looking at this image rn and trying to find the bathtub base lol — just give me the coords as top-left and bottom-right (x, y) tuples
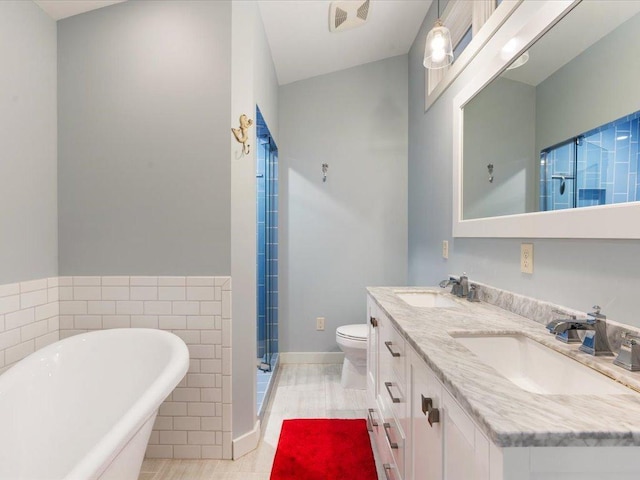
(98, 412), (157, 480)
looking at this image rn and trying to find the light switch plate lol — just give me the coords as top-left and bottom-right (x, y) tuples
(521, 243), (534, 274)
(316, 317), (325, 331)
(442, 240), (449, 259)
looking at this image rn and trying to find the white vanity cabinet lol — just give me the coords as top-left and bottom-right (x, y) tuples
(367, 299), (409, 480)
(367, 301), (379, 404)
(409, 348), (443, 480)
(367, 296), (489, 480)
(368, 290), (640, 480)
(409, 347), (489, 480)
(441, 384), (490, 480)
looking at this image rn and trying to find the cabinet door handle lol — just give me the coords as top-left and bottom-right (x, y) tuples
(383, 463), (394, 480)
(367, 408), (379, 431)
(428, 408), (440, 427)
(421, 394), (433, 415)
(383, 422), (399, 449)
(384, 381), (401, 403)
(384, 341), (401, 357)
(370, 316), (378, 327)
(421, 394), (440, 427)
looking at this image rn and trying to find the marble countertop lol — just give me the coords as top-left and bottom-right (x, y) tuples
(367, 286), (640, 447)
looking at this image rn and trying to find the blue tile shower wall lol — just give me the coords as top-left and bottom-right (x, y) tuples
(541, 111), (640, 210)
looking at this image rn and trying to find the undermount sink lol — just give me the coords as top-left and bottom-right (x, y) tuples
(452, 333), (631, 395)
(395, 291), (459, 309)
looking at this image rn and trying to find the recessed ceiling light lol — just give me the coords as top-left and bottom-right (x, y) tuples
(506, 51), (530, 70)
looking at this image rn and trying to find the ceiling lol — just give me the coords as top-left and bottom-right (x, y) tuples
(258, 0), (432, 85)
(34, 0), (126, 20)
(33, 0), (431, 86)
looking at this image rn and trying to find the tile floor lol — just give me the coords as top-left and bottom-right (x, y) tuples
(139, 363), (381, 480)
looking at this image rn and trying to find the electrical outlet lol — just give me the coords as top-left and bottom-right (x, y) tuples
(521, 243), (534, 274)
(316, 317), (325, 331)
(442, 240), (449, 259)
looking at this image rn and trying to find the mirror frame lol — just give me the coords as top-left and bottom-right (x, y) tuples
(452, 0), (640, 239)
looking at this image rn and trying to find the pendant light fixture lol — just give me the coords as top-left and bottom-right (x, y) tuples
(423, 0), (453, 69)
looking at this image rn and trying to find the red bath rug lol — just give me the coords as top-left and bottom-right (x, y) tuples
(270, 418), (377, 480)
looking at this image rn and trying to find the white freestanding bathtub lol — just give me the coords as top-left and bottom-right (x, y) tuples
(0, 328), (189, 480)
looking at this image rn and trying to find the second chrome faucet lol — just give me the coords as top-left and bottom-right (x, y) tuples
(439, 273), (479, 302)
(546, 306), (614, 356)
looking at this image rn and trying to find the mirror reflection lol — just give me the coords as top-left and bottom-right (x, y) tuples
(462, 1), (640, 220)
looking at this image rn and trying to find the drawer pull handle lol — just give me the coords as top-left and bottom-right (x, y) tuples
(383, 463), (393, 480)
(421, 394), (433, 415)
(370, 316), (378, 327)
(383, 422), (399, 449)
(428, 408), (440, 427)
(384, 381), (401, 403)
(367, 408), (379, 431)
(384, 341), (401, 357)
(421, 394), (440, 427)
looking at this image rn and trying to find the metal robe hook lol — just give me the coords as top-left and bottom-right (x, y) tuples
(322, 163), (329, 182)
(487, 163), (494, 183)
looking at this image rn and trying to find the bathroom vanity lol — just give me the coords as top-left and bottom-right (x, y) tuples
(366, 287), (640, 480)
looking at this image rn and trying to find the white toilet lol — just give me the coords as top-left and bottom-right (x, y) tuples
(336, 324), (368, 389)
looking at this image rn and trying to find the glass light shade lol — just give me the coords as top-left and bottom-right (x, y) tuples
(423, 21), (453, 69)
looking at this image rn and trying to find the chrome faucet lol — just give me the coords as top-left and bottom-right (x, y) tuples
(439, 275), (458, 291)
(546, 306), (614, 356)
(545, 311), (581, 343)
(439, 273), (469, 298)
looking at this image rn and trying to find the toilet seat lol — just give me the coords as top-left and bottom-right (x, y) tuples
(336, 324), (368, 342)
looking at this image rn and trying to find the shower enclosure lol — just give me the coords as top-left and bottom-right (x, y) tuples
(255, 106), (278, 415)
(540, 110), (640, 211)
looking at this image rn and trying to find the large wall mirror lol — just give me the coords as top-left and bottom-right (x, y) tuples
(452, 0), (640, 238)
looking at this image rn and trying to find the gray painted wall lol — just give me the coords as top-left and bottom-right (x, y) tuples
(279, 55), (408, 352)
(408, 3), (640, 328)
(58, 0), (232, 276)
(463, 77), (536, 219)
(0, 1), (58, 284)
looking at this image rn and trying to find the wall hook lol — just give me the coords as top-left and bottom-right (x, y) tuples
(487, 163), (494, 183)
(231, 114), (253, 155)
(322, 163), (329, 182)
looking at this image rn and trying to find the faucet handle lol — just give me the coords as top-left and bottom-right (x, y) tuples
(466, 284), (480, 302)
(588, 305), (606, 320)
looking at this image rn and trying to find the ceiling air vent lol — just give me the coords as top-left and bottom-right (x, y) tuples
(329, 0), (371, 33)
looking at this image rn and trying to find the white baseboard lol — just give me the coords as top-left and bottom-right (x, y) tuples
(232, 420), (260, 460)
(279, 352), (344, 364)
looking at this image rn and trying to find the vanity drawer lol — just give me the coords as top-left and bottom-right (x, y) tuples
(380, 313), (406, 380)
(378, 393), (406, 480)
(381, 376), (407, 423)
(378, 312), (407, 421)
